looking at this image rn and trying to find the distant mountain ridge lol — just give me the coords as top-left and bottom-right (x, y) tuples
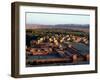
(26, 24), (89, 32)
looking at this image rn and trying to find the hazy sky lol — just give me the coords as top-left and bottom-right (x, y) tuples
(26, 12), (90, 25)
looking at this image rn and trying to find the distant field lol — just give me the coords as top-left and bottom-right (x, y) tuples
(26, 28), (89, 37)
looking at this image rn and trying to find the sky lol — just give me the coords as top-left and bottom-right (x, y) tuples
(26, 12), (90, 25)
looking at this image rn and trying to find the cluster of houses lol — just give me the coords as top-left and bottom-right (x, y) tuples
(29, 34), (89, 47)
(26, 32), (90, 66)
(26, 33), (89, 59)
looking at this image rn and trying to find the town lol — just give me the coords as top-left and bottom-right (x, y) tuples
(26, 28), (89, 67)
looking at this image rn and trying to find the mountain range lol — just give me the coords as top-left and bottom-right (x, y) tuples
(26, 24), (89, 32)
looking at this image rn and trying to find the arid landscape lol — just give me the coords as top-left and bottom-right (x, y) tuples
(26, 24), (89, 67)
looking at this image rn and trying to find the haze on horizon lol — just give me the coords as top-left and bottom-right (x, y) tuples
(26, 12), (90, 25)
